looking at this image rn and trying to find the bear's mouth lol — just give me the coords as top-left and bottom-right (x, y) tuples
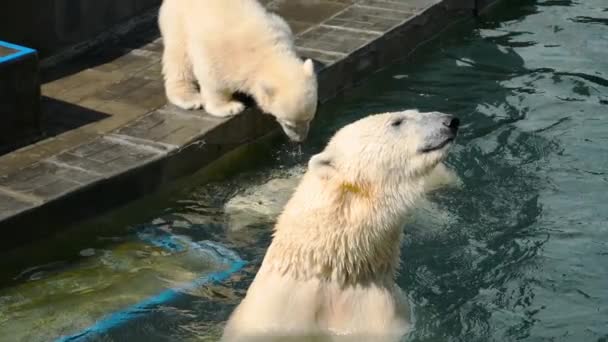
(419, 137), (455, 153)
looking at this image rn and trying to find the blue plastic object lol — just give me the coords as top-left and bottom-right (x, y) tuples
(0, 41), (36, 64)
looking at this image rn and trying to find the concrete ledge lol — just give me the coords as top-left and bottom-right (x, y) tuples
(0, 41), (42, 155)
(0, 0), (482, 250)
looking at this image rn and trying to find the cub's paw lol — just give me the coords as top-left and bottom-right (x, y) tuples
(206, 100), (246, 118)
(167, 91), (204, 111)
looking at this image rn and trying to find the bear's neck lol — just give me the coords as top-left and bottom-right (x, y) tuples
(264, 178), (423, 286)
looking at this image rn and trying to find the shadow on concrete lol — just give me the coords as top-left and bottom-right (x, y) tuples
(41, 96), (111, 137)
(0, 0), (162, 59)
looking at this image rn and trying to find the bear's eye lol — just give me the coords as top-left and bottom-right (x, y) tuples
(391, 118), (404, 127)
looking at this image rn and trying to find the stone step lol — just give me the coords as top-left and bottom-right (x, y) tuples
(0, 40), (42, 154)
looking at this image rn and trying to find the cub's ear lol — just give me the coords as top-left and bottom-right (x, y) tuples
(308, 151), (336, 179)
(303, 59), (315, 77)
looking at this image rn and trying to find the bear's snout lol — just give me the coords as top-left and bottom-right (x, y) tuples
(442, 116), (460, 135)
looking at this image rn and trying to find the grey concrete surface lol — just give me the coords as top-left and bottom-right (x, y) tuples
(0, 42), (42, 155)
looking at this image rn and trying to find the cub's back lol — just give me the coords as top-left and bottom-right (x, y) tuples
(176, 0), (270, 29)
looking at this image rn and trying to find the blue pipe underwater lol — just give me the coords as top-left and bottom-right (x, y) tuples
(55, 227), (247, 342)
(0, 41), (36, 64)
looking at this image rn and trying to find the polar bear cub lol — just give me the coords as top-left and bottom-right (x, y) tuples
(222, 110), (461, 342)
(159, 0), (318, 142)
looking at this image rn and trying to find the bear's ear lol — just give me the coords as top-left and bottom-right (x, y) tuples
(308, 152), (336, 179)
(303, 59), (315, 77)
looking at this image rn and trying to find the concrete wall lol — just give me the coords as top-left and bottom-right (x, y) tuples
(0, 44), (42, 154)
(0, 0), (161, 58)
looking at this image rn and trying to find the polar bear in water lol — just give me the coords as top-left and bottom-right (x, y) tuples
(222, 110), (461, 341)
(159, 0), (318, 142)
(223, 163), (459, 232)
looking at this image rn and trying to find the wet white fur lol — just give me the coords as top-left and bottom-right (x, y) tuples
(223, 163), (459, 232)
(222, 110), (459, 341)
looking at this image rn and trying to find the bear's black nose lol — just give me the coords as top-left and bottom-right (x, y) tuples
(443, 116), (460, 133)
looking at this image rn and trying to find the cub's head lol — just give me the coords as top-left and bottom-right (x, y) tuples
(308, 110), (460, 194)
(255, 59), (318, 142)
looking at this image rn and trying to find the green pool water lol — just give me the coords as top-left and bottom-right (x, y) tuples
(1, 1), (607, 341)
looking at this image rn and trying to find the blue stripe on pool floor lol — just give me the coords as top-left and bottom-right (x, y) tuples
(54, 240), (247, 342)
(0, 41), (36, 64)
